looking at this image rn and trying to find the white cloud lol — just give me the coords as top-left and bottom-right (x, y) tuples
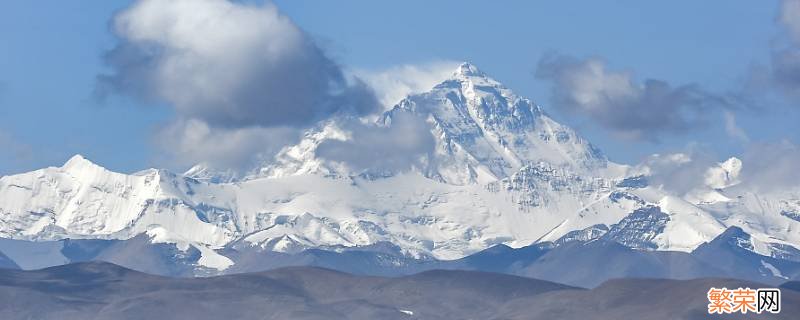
(101, 0), (378, 128)
(638, 151), (717, 195)
(638, 140), (800, 195)
(98, 0), (382, 173)
(315, 113), (435, 173)
(352, 61), (460, 109)
(739, 140), (800, 192)
(154, 119), (299, 173)
(536, 53), (735, 141)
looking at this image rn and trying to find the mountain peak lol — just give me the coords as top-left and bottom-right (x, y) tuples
(62, 154), (93, 169)
(60, 154), (108, 176)
(453, 62), (486, 78)
(441, 62), (511, 96)
(373, 61), (609, 184)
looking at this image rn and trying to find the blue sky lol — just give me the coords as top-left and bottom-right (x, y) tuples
(0, 0), (798, 175)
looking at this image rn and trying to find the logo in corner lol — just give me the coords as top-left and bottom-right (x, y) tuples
(707, 287), (781, 314)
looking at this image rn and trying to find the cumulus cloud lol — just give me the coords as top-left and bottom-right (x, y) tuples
(536, 54), (735, 141)
(639, 140), (800, 195)
(352, 61), (460, 109)
(738, 140), (800, 192)
(98, 0), (381, 172)
(639, 150), (719, 195)
(316, 113), (435, 174)
(100, 0), (378, 128)
(153, 119), (298, 173)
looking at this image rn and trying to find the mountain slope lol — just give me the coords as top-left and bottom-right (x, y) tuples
(3, 224), (798, 288)
(378, 63), (611, 184)
(257, 63), (613, 185)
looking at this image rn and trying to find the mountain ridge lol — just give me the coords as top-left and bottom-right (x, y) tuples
(1, 63), (799, 272)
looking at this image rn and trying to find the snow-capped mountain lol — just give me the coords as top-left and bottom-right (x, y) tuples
(1, 63), (799, 272)
(256, 63), (614, 185)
